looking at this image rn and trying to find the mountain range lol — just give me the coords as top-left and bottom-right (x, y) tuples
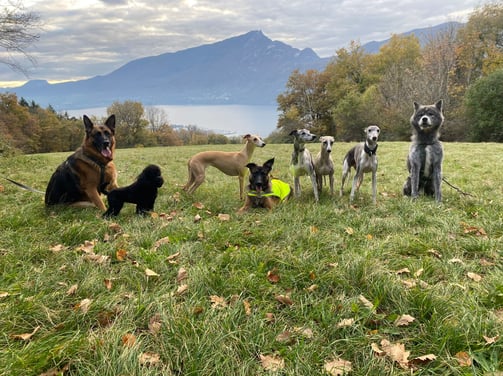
(1, 22), (461, 110)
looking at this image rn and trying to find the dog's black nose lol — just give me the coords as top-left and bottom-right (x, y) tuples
(372, 137), (377, 141)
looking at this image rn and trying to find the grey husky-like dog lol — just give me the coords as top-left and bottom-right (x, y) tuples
(403, 100), (444, 202)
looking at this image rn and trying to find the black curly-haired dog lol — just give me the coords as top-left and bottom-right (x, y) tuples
(103, 164), (164, 217)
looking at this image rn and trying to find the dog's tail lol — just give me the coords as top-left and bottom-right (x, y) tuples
(3, 177), (45, 194)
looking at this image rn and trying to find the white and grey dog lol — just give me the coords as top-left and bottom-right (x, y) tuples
(289, 129), (319, 202)
(314, 136), (335, 195)
(403, 100), (444, 202)
(340, 125), (380, 204)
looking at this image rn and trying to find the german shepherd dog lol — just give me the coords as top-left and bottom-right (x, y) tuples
(238, 158), (291, 213)
(45, 115), (118, 211)
(103, 164), (164, 217)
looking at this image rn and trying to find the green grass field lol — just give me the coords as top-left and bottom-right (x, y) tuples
(1, 142), (502, 375)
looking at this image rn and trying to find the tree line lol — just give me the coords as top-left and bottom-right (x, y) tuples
(0, 97), (241, 156)
(270, 3), (503, 143)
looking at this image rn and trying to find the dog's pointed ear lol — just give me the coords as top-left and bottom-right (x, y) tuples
(413, 102), (420, 111)
(246, 162), (258, 172)
(105, 114), (116, 135)
(83, 115), (94, 135)
(435, 100), (443, 112)
(263, 158), (274, 173)
(289, 130), (297, 136)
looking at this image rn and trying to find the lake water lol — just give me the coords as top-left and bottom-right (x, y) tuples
(65, 104), (280, 137)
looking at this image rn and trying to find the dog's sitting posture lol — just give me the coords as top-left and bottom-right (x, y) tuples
(314, 136), (335, 195)
(45, 115), (118, 210)
(340, 125), (380, 204)
(238, 158), (291, 213)
(103, 164), (164, 217)
(403, 100), (444, 202)
(289, 129), (319, 202)
(183, 134), (266, 200)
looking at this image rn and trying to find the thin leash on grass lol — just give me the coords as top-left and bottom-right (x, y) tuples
(2, 177), (45, 194)
(442, 177), (474, 197)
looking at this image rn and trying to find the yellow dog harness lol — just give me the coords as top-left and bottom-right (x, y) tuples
(247, 179), (291, 201)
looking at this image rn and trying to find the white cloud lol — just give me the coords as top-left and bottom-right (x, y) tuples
(0, 0), (489, 85)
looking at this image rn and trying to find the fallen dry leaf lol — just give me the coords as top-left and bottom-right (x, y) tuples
(427, 249), (442, 258)
(455, 351), (472, 367)
(194, 214), (202, 223)
(153, 236), (170, 250)
(66, 284), (78, 295)
(467, 272), (482, 282)
(10, 326), (40, 341)
(275, 294), (294, 306)
(166, 252), (180, 263)
(358, 295), (374, 310)
(38, 364), (70, 376)
(395, 314), (415, 327)
(218, 213), (230, 221)
(83, 253), (110, 264)
(243, 300), (252, 316)
(0, 292), (10, 298)
(265, 312), (275, 323)
(176, 267), (188, 283)
(414, 268), (424, 277)
(108, 222), (122, 233)
(149, 314), (162, 335)
(293, 326), (314, 338)
(275, 331), (293, 343)
(50, 244), (66, 252)
(345, 227), (354, 235)
(145, 268), (160, 277)
(176, 284), (188, 295)
(371, 342), (386, 356)
(210, 295), (227, 309)
(77, 239), (97, 254)
(139, 352), (161, 366)
(379, 339), (410, 369)
(395, 268), (410, 275)
(305, 284), (318, 292)
(122, 333), (136, 347)
(337, 318), (355, 328)
(116, 249), (128, 261)
(104, 278), (113, 291)
(483, 335), (499, 344)
(267, 268), (280, 283)
(193, 202), (205, 209)
(410, 353), (437, 366)
(324, 358), (353, 375)
(76, 298), (92, 313)
(259, 354), (285, 371)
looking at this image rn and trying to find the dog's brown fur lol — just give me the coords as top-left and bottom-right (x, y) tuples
(45, 115), (118, 211)
(238, 158), (291, 213)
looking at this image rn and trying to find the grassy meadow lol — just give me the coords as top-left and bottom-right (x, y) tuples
(0, 141), (502, 375)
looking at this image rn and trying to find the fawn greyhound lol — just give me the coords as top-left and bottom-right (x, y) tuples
(183, 134), (266, 199)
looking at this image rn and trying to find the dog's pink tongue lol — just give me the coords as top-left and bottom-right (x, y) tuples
(101, 147), (112, 159)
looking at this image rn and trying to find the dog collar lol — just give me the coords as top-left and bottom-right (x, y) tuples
(364, 143), (378, 156)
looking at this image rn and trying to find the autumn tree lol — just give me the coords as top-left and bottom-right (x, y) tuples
(464, 69), (503, 141)
(107, 100), (150, 147)
(0, 1), (40, 74)
(326, 41), (381, 140)
(453, 3), (503, 93)
(277, 69), (335, 136)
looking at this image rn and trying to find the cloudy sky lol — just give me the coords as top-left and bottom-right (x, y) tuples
(0, 0), (489, 87)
